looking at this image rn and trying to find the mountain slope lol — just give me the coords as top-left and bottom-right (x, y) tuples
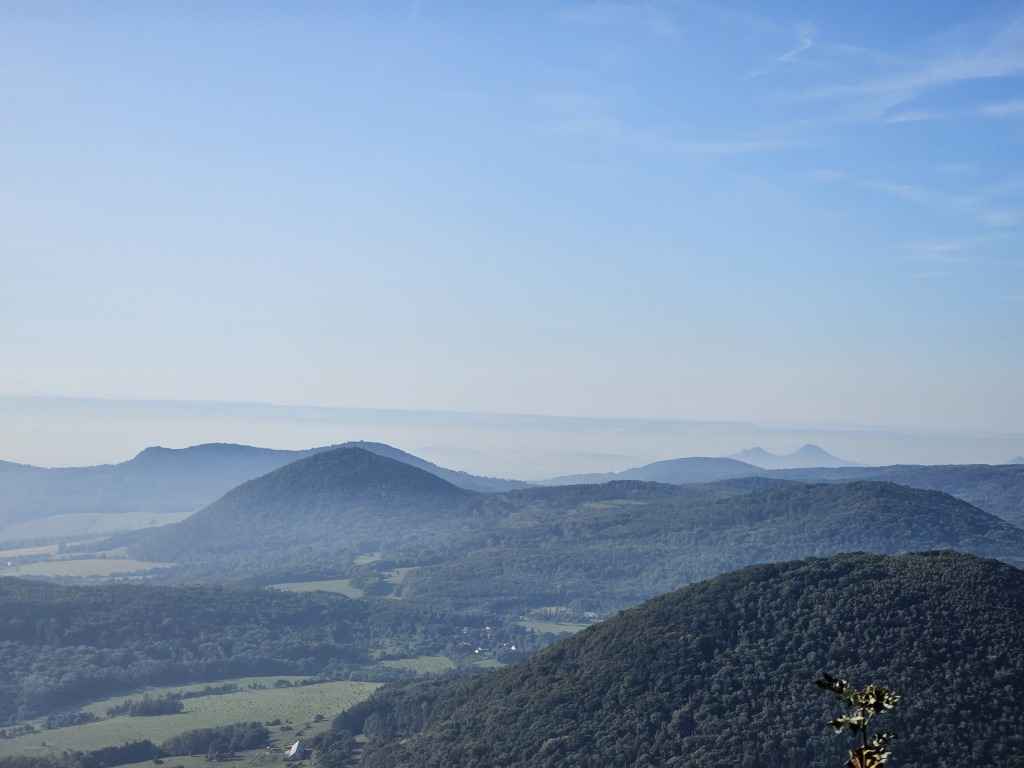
(338, 551), (1024, 768)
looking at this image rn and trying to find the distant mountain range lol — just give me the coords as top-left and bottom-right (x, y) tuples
(339, 551), (1024, 768)
(6, 439), (1024, 549)
(727, 443), (862, 469)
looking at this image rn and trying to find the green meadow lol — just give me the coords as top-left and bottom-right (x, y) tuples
(0, 678), (380, 757)
(515, 619), (591, 635)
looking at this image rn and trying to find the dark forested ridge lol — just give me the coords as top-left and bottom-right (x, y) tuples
(395, 479), (1024, 613)
(337, 551), (1024, 768)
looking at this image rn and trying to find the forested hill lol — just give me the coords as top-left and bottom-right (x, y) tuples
(395, 479), (1024, 613)
(128, 446), (479, 572)
(336, 551), (1024, 768)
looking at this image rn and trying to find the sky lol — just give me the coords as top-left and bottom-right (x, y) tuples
(2, 1), (1024, 469)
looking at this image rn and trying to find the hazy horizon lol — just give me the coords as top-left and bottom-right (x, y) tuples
(3, 3), (1023, 461)
(2, 396), (1020, 480)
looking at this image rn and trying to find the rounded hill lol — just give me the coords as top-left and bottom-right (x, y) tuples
(129, 446), (477, 570)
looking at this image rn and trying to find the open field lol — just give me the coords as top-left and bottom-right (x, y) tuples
(270, 579), (363, 598)
(271, 567), (421, 600)
(0, 678), (380, 757)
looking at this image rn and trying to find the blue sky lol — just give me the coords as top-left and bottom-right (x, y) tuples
(2, 1), (1024, 462)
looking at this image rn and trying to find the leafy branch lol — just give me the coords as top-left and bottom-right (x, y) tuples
(815, 673), (899, 768)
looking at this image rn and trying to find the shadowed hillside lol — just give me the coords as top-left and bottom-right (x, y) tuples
(338, 551), (1024, 768)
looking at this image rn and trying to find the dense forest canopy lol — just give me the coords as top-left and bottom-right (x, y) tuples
(338, 551), (1024, 768)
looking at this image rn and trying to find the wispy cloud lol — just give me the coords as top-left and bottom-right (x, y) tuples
(980, 97), (1024, 116)
(776, 21), (814, 63)
(676, 135), (811, 156)
(908, 235), (1001, 263)
(809, 170), (1022, 229)
(796, 13), (1024, 115)
(558, 2), (678, 40)
(882, 109), (946, 124)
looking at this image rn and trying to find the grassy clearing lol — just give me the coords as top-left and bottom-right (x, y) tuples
(270, 579), (363, 598)
(271, 567), (419, 599)
(469, 657), (505, 670)
(378, 655), (455, 675)
(383, 566), (420, 585)
(0, 678), (380, 757)
(121, 751), (285, 768)
(516, 620), (592, 635)
(11, 558), (176, 578)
